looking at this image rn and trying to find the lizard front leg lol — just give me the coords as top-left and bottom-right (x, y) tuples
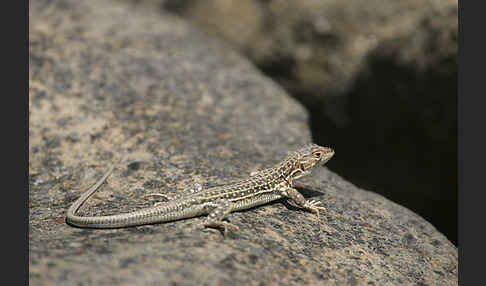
(281, 187), (326, 218)
(202, 199), (239, 235)
(287, 169), (311, 186)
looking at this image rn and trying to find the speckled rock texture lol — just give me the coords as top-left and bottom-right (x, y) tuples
(29, 1), (457, 285)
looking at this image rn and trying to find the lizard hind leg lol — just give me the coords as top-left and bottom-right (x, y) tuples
(142, 183), (204, 206)
(141, 193), (173, 207)
(202, 199), (239, 236)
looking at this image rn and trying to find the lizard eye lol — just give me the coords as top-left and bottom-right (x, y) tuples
(313, 152), (321, 158)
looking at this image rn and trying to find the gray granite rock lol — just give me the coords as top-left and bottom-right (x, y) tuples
(29, 1), (457, 285)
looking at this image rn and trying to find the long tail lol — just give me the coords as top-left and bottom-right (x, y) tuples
(65, 165), (193, 228)
(65, 165), (117, 228)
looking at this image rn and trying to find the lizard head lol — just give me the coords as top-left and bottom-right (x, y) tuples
(282, 143), (334, 183)
(294, 143), (334, 171)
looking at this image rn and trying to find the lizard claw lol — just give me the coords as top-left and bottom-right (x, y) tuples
(303, 200), (326, 219)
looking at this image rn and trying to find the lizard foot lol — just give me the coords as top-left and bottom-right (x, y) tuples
(303, 200), (326, 219)
(203, 221), (240, 236)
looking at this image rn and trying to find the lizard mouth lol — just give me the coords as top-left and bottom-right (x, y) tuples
(321, 157), (331, 165)
(303, 161), (319, 171)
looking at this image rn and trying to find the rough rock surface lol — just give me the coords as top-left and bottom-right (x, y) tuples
(157, 0), (458, 244)
(29, 1), (457, 285)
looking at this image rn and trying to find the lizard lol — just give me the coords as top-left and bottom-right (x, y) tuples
(66, 143), (334, 234)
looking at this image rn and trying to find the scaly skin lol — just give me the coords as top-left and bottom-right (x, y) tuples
(66, 144), (334, 234)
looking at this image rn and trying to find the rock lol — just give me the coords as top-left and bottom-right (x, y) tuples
(158, 0), (458, 245)
(29, 1), (457, 285)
